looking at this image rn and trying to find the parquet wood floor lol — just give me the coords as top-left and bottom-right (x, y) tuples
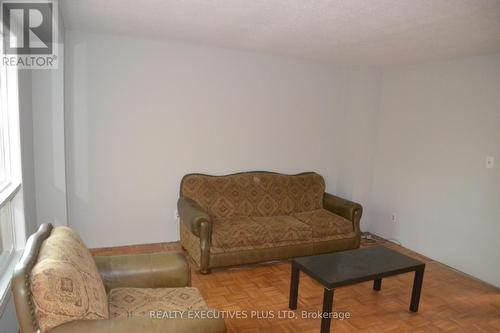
(91, 238), (500, 332)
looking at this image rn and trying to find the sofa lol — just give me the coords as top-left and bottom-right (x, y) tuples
(178, 171), (362, 274)
(11, 224), (226, 333)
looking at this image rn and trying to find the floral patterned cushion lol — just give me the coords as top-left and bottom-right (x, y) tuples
(293, 209), (354, 239)
(211, 215), (313, 252)
(30, 227), (109, 333)
(181, 172), (325, 219)
(108, 287), (208, 318)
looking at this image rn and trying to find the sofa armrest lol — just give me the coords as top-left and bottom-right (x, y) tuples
(50, 316), (226, 333)
(93, 251), (191, 291)
(323, 192), (363, 233)
(178, 196), (212, 237)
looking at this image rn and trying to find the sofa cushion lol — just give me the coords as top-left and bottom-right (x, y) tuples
(108, 287), (208, 318)
(181, 172), (325, 219)
(211, 216), (312, 252)
(30, 227), (109, 333)
(293, 209), (355, 240)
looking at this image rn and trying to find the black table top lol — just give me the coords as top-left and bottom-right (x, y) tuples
(292, 246), (425, 289)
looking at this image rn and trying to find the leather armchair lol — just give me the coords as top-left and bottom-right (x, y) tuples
(11, 224), (226, 333)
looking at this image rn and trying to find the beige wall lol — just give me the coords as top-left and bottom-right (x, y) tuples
(368, 54), (500, 287)
(65, 31), (379, 248)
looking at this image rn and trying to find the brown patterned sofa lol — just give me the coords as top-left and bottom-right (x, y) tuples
(178, 171), (362, 274)
(11, 224), (226, 333)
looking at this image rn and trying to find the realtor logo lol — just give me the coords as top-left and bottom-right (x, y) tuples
(3, 1), (53, 54)
(1, 0), (58, 68)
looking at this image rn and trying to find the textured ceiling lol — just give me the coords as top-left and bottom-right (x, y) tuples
(60, 0), (500, 66)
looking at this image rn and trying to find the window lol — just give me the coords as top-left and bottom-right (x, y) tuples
(0, 69), (9, 190)
(0, 50), (22, 274)
(0, 120), (6, 187)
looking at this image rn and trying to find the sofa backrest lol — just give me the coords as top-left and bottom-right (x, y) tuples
(12, 224), (109, 333)
(180, 172), (325, 219)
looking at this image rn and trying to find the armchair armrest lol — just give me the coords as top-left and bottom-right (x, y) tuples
(93, 251), (191, 291)
(323, 192), (363, 233)
(177, 196), (212, 237)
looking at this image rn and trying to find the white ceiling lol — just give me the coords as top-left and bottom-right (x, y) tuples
(60, 0), (500, 66)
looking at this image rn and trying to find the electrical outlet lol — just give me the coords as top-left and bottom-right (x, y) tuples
(486, 156), (494, 169)
(173, 209), (179, 220)
(391, 213), (397, 223)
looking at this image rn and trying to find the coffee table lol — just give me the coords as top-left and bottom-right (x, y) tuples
(289, 246), (425, 333)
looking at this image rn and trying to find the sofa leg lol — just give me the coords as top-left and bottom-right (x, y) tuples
(200, 268), (211, 275)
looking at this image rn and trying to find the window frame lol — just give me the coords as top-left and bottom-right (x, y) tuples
(0, 58), (22, 200)
(0, 62), (12, 193)
(0, 35), (24, 306)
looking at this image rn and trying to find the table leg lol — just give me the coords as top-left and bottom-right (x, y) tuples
(320, 288), (334, 333)
(410, 267), (425, 312)
(289, 265), (300, 310)
(373, 278), (382, 291)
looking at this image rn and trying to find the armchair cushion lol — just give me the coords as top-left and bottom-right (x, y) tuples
(108, 287), (208, 318)
(93, 252), (191, 292)
(30, 227), (109, 333)
(293, 209), (355, 239)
